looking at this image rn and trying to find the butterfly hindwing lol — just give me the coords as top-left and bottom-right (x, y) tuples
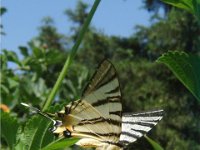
(119, 110), (164, 146)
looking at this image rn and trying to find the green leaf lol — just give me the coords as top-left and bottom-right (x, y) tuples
(41, 138), (79, 150)
(193, 0), (200, 21)
(157, 51), (200, 102)
(0, 7), (7, 16)
(15, 115), (54, 150)
(162, 0), (194, 13)
(3, 50), (21, 65)
(162, 0), (200, 21)
(45, 50), (65, 65)
(1, 112), (19, 149)
(33, 47), (44, 58)
(19, 46), (29, 57)
(8, 78), (19, 88)
(0, 84), (9, 94)
(145, 136), (164, 150)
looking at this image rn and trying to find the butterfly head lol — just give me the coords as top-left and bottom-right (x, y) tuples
(21, 103), (72, 138)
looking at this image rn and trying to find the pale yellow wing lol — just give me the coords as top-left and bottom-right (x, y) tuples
(56, 60), (122, 143)
(81, 60), (122, 142)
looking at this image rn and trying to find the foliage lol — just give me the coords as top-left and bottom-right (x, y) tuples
(15, 116), (54, 150)
(135, 9), (200, 59)
(1, 0), (200, 150)
(162, 0), (194, 13)
(1, 112), (19, 149)
(41, 138), (79, 150)
(162, 0), (200, 21)
(157, 51), (200, 102)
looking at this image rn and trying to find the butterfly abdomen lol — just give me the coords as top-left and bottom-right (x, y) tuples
(76, 138), (123, 150)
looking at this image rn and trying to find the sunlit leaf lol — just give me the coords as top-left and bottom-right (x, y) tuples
(162, 0), (200, 21)
(3, 50), (21, 65)
(15, 115), (54, 150)
(8, 78), (19, 88)
(41, 138), (79, 150)
(157, 51), (200, 102)
(162, 0), (193, 13)
(33, 47), (44, 58)
(1, 112), (19, 149)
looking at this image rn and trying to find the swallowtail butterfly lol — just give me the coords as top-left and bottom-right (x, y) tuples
(22, 60), (163, 150)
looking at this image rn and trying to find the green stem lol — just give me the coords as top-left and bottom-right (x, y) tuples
(42, 0), (101, 111)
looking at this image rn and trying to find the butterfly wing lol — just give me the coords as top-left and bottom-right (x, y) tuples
(81, 60), (122, 142)
(65, 100), (114, 141)
(56, 60), (122, 144)
(119, 110), (164, 146)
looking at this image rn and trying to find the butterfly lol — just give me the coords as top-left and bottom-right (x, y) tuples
(22, 60), (163, 150)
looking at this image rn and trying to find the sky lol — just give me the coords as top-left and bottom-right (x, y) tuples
(1, 0), (151, 52)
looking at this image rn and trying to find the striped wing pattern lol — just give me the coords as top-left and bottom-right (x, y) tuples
(52, 60), (163, 150)
(119, 110), (164, 146)
(68, 60), (122, 143)
(22, 60), (164, 150)
(65, 100), (113, 140)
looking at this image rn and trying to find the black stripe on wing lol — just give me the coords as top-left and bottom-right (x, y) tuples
(74, 131), (121, 138)
(124, 110), (164, 117)
(109, 111), (121, 117)
(76, 117), (121, 126)
(80, 60), (122, 142)
(65, 100), (83, 114)
(82, 59), (114, 97)
(105, 86), (120, 94)
(122, 121), (157, 128)
(91, 96), (121, 107)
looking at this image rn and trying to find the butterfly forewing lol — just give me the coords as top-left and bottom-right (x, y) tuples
(64, 60), (122, 143)
(65, 100), (111, 140)
(81, 60), (122, 142)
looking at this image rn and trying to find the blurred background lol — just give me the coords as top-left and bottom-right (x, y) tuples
(1, 0), (200, 149)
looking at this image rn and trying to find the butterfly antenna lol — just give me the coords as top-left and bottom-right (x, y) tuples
(21, 103), (56, 124)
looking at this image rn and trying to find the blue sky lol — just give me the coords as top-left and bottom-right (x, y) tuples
(2, 0), (151, 52)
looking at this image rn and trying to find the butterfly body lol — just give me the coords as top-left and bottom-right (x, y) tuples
(76, 138), (123, 150)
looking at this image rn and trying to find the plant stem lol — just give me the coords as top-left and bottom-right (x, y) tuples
(42, 0), (101, 111)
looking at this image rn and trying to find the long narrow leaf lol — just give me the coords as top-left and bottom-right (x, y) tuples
(43, 0), (101, 111)
(145, 136), (164, 150)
